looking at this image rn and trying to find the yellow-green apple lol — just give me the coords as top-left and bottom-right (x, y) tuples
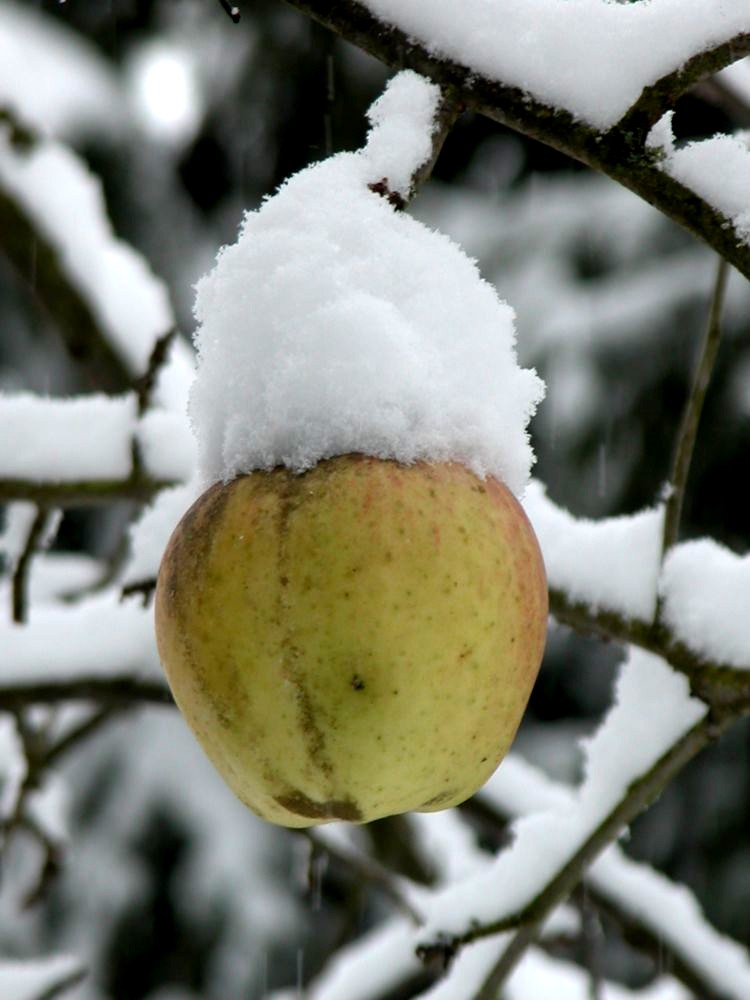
(154, 454), (547, 827)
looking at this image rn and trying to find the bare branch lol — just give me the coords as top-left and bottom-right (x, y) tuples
(0, 676), (173, 710)
(134, 328), (178, 417)
(548, 587), (750, 717)
(216, 0), (240, 22)
(278, 1), (750, 277)
(30, 965), (87, 1000)
(0, 473), (177, 507)
(11, 507), (53, 624)
(303, 829), (424, 924)
(662, 257), (730, 554)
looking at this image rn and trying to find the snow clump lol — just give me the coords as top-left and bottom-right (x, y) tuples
(190, 71), (544, 495)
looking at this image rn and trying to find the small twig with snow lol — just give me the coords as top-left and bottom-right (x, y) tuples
(662, 256), (730, 554)
(366, 85), (460, 209)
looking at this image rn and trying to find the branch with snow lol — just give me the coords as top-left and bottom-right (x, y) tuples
(0, 394), (193, 506)
(471, 755), (750, 1000)
(279, 0), (750, 277)
(0, 107), (193, 406)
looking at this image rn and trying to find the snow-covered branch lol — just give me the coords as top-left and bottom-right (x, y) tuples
(475, 756), (750, 1000)
(0, 108), (193, 405)
(415, 651), (713, 968)
(0, 394), (192, 506)
(280, 0), (750, 278)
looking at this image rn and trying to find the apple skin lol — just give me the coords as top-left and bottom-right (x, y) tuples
(155, 454), (547, 828)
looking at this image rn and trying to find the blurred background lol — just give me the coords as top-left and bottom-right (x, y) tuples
(1, 1), (749, 996)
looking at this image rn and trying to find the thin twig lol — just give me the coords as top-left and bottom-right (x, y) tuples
(31, 965), (87, 1000)
(134, 328), (177, 416)
(0, 473), (177, 507)
(11, 506), (51, 623)
(216, 0), (240, 22)
(662, 257), (730, 554)
(303, 829), (424, 924)
(367, 88), (460, 210)
(0, 676), (173, 709)
(42, 704), (133, 767)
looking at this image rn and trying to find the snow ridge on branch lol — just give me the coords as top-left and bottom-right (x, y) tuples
(282, 0), (750, 279)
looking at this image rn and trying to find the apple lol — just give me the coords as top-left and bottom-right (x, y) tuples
(154, 454), (547, 827)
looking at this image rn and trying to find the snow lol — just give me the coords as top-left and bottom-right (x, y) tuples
(524, 480), (663, 620)
(286, 919), (421, 1000)
(647, 114), (750, 244)
(506, 951), (689, 1000)
(361, 0), (750, 129)
(660, 539), (750, 670)
(137, 410), (197, 481)
(0, 592), (161, 684)
(0, 1), (124, 138)
(362, 71), (442, 198)
(417, 649), (705, 941)
(0, 126), (194, 412)
(0, 393), (195, 485)
(0, 394), (136, 483)
(191, 71), (543, 492)
(718, 57), (750, 104)
(0, 954), (83, 1000)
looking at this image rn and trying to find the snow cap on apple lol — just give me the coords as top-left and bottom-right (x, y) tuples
(156, 72), (549, 827)
(189, 71), (544, 493)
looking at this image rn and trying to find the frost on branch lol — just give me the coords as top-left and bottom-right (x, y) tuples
(189, 71), (544, 493)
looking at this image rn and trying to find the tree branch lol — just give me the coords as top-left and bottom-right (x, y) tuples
(548, 587), (750, 717)
(419, 716), (722, 983)
(11, 506), (53, 624)
(303, 829), (424, 924)
(0, 473), (177, 507)
(279, 1), (750, 278)
(0, 118), (133, 393)
(662, 257), (730, 553)
(460, 801), (739, 1000)
(0, 676), (173, 710)
(617, 32), (750, 138)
